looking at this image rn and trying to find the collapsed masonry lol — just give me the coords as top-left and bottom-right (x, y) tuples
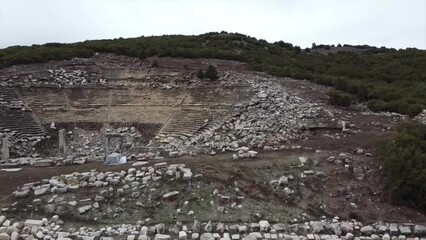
(156, 76), (352, 158)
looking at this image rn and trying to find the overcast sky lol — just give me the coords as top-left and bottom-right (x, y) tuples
(0, 0), (425, 49)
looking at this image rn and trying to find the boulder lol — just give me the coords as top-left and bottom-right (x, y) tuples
(341, 222), (353, 233)
(10, 232), (18, 240)
(272, 223), (286, 232)
(183, 170), (193, 180)
(94, 181), (103, 188)
(247, 151), (258, 158)
(191, 233), (199, 240)
(54, 186), (68, 194)
(154, 234), (170, 240)
(23, 219), (43, 228)
(360, 226), (375, 235)
(371, 234), (380, 240)
(311, 222), (324, 234)
(345, 233), (354, 240)
(179, 231), (187, 240)
(238, 225), (247, 233)
(389, 223), (399, 235)
(204, 221), (213, 232)
(248, 232), (262, 240)
(132, 161), (148, 167)
(259, 220), (270, 232)
(250, 223), (260, 232)
(278, 176), (288, 186)
(200, 233), (214, 240)
(399, 225), (411, 235)
(34, 187), (50, 197)
(231, 234), (240, 240)
(33, 160), (53, 167)
(163, 191), (179, 200)
(382, 233), (391, 240)
(0, 233), (10, 240)
(138, 226), (148, 236)
(216, 223), (224, 234)
(169, 152), (179, 158)
(414, 225), (426, 236)
(15, 189), (30, 198)
(155, 223), (165, 234)
(78, 205), (92, 214)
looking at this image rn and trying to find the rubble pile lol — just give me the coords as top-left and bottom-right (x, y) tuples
(2, 135), (44, 158)
(47, 68), (106, 87)
(414, 109), (426, 125)
(158, 77), (325, 156)
(4, 157), (322, 223)
(0, 155), (98, 168)
(0, 215), (425, 240)
(10, 162), (193, 217)
(62, 125), (143, 156)
(0, 58), (107, 88)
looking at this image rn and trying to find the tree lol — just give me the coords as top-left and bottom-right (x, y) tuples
(327, 90), (352, 107)
(205, 65), (218, 80)
(196, 69), (205, 79)
(377, 122), (426, 211)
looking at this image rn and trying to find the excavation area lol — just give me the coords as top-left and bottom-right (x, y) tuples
(0, 54), (425, 240)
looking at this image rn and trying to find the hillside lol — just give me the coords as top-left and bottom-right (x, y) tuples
(1, 41), (426, 240)
(1, 32), (425, 116)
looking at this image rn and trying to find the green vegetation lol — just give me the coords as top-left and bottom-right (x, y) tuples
(196, 69), (205, 79)
(327, 90), (352, 107)
(1, 32), (425, 115)
(377, 122), (426, 211)
(205, 65), (218, 80)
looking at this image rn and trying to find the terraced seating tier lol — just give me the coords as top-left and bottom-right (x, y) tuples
(158, 109), (215, 137)
(0, 88), (25, 109)
(0, 108), (44, 139)
(18, 88), (67, 111)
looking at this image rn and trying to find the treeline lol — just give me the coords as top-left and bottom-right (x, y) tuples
(0, 44), (94, 66)
(0, 32), (425, 116)
(377, 122), (426, 211)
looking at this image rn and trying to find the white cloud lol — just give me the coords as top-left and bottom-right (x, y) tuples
(0, 0), (424, 49)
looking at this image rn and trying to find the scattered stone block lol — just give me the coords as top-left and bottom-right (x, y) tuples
(23, 219), (43, 228)
(33, 160), (53, 167)
(163, 191), (179, 200)
(155, 234), (171, 240)
(78, 205), (92, 214)
(200, 233), (214, 240)
(15, 189), (30, 198)
(34, 187), (50, 197)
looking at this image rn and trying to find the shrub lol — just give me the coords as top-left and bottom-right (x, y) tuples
(333, 77), (349, 91)
(377, 121), (426, 211)
(327, 90), (352, 107)
(196, 69), (205, 79)
(368, 99), (387, 112)
(407, 104), (423, 117)
(205, 65), (218, 80)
